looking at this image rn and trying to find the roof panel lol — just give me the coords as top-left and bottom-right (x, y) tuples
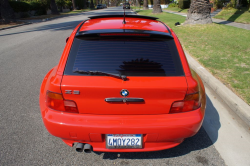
(80, 17), (169, 33)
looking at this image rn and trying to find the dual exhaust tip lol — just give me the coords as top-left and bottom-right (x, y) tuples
(75, 143), (92, 153)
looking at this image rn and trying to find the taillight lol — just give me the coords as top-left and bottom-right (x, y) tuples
(46, 91), (78, 113)
(170, 92), (201, 113)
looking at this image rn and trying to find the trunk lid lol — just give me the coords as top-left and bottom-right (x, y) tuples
(61, 76), (187, 115)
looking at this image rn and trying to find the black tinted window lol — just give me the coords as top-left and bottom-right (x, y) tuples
(64, 38), (184, 76)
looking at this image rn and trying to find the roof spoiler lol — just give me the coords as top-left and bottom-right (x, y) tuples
(75, 29), (173, 39)
(88, 15), (159, 20)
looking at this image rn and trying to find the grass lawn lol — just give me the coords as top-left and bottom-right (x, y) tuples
(164, 7), (189, 13)
(214, 7), (250, 24)
(137, 9), (250, 105)
(131, 6), (143, 10)
(61, 9), (91, 15)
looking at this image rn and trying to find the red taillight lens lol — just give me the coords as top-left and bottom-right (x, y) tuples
(170, 92), (201, 114)
(46, 91), (78, 113)
(64, 100), (78, 113)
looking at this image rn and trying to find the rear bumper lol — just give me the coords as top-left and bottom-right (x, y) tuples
(41, 108), (204, 152)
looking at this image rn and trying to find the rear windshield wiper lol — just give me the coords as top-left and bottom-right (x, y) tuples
(73, 70), (127, 81)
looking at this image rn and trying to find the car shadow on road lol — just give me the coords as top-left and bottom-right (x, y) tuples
(94, 94), (220, 160)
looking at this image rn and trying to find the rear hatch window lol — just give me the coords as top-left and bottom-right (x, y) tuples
(62, 36), (186, 115)
(64, 37), (184, 76)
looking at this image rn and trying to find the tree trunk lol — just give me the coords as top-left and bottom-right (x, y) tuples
(136, 0), (140, 7)
(0, 0), (15, 23)
(72, 0), (77, 10)
(184, 0), (212, 24)
(90, 0), (94, 8)
(236, 0), (240, 8)
(143, 0), (149, 9)
(152, 0), (162, 13)
(83, 0), (87, 9)
(50, 0), (60, 14)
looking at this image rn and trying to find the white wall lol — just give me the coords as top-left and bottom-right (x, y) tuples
(148, 4), (169, 8)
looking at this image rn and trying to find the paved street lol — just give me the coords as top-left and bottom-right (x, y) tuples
(0, 7), (238, 165)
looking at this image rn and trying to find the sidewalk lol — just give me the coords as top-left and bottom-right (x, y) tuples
(163, 10), (250, 30)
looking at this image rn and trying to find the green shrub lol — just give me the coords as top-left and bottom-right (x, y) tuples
(9, 1), (30, 12)
(242, 0), (249, 7)
(75, 0), (84, 9)
(168, 2), (178, 7)
(56, 0), (66, 9)
(65, 0), (73, 9)
(214, 0), (223, 9)
(178, 0), (190, 9)
(28, 1), (48, 15)
(226, 2), (235, 8)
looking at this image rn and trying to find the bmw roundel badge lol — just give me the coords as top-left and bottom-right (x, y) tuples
(120, 89), (129, 97)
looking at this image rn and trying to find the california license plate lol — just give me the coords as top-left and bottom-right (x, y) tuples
(106, 134), (142, 149)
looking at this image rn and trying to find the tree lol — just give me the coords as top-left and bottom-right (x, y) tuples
(90, 0), (94, 8)
(72, 0), (77, 10)
(83, 0), (87, 8)
(0, 0), (15, 23)
(136, 0), (140, 7)
(152, 0), (162, 13)
(51, 0), (60, 14)
(143, 0), (148, 9)
(184, 0), (212, 24)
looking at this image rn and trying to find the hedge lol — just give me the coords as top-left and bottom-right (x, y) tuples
(178, 0), (190, 9)
(9, 0), (49, 15)
(9, 1), (30, 12)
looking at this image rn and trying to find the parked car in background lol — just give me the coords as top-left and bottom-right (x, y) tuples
(96, 4), (103, 9)
(102, 4), (107, 8)
(123, 2), (130, 9)
(40, 15), (206, 153)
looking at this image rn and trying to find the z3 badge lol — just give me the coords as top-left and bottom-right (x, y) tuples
(65, 90), (80, 95)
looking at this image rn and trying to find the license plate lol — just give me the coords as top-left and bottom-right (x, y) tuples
(106, 134), (142, 149)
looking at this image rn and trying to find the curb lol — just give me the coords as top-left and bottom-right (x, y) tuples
(135, 10), (250, 127)
(186, 52), (250, 128)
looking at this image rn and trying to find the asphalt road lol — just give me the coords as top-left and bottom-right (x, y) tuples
(0, 7), (225, 165)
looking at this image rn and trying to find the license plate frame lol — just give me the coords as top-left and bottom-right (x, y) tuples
(106, 134), (143, 149)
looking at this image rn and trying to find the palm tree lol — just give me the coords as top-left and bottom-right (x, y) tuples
(0, 0), (15, 23)
(143, 0), (148, 10)
(152, 0), (162, 13)
(184, 0), (212, 24)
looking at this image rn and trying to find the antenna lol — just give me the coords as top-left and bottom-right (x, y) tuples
(123, 1), (126, 24)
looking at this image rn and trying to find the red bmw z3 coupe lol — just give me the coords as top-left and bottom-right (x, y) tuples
(39, 15), (206, 153)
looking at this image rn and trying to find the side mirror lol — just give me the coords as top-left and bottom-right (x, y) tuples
(66, 37), (69, 43)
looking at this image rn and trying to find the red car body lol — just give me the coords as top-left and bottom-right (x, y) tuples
(39, 15), (206, 152)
